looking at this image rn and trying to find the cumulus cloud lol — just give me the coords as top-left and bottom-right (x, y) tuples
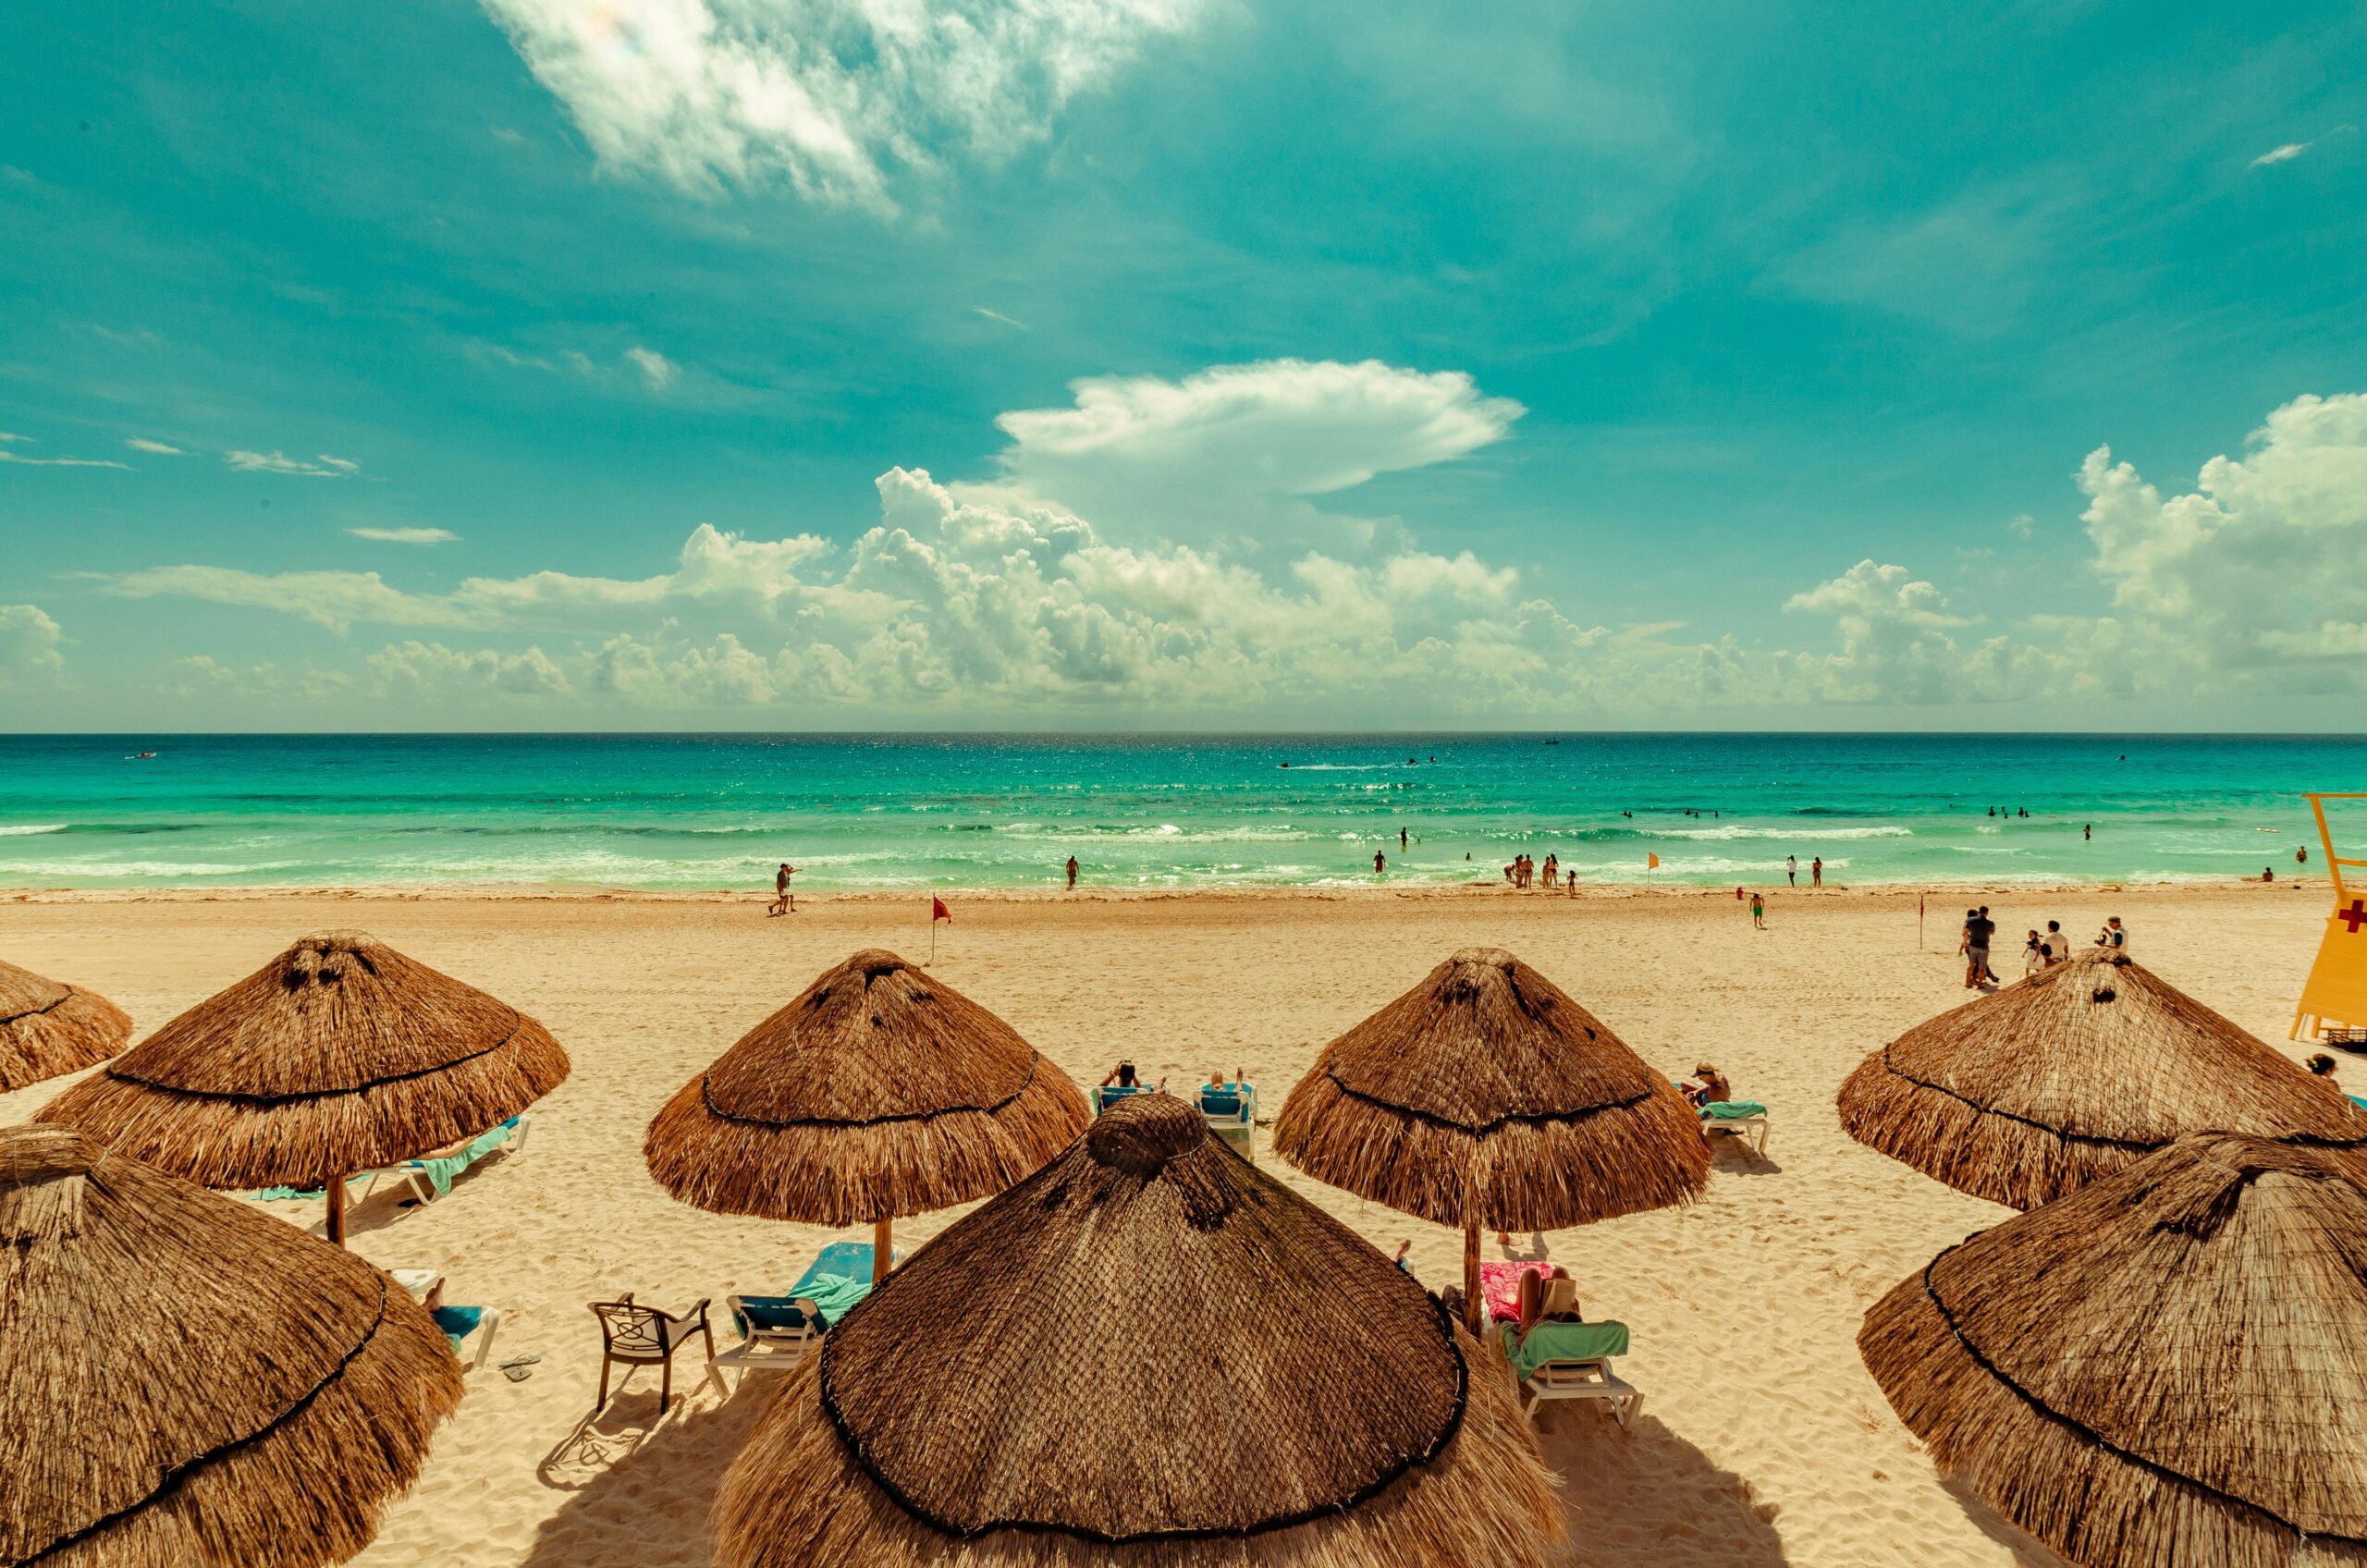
(2251, 142), (2310, 167)
(480, 0), (1208, 211)
(2081, 391), (2367, 682)
(0, 604), (66, 688)
(125, 437), (184, 455)
(985, 359), (1526, 554)
(348, 526), (460, 545)
(227, 450), (362, 477)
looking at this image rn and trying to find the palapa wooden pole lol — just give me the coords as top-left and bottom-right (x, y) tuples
(326, 1170), (348, 1247)
(873, 1218), (893, 1282)
(1462, 1216), (1482, 1334)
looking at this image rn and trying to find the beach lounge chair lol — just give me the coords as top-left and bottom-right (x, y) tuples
(362, 1113), (533, 1205)
(1699, 1099), (1770, 1157)
(1092, 1084), (1143, 1115)
(1200, 1082), (1255, 1155)
(705, 1240), (900, 1395)
(1499, 1319), (1641, 1430)
(588, 1292), (713, 1413)
(432, 1304), (503, 1371)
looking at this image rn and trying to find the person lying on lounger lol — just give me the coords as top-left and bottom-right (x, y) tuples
(1099, 1060), (1166, 1094)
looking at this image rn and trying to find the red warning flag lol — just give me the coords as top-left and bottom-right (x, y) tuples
(932, 897), (951, 923)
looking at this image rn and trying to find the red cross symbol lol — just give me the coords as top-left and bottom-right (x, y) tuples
(2342, 900), (2367, 935)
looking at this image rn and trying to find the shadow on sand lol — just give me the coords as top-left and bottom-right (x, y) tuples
(1534, 1406), (1791, 1566)
(521, 1378), (769, 1567)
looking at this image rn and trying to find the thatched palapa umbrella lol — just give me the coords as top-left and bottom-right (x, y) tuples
(1274, 947), (1710, 1331)
(0, 955), (132, 1092)
(1, 1124), (461, 1568)
(714, 1094), (1564, 1568)
(38, 932), (570, 1243)
(1860, 1133), (2367, 1568)
(1838, 949), (2367, 1209)
(644, 949), (1089, 1281)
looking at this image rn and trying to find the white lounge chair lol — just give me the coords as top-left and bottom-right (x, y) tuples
(434, 1304), (503, 1371)
(1501, 1320), (1641, 1430)
(1699, 1101), (1770, 1157)
(362, 1113), (533, 1205)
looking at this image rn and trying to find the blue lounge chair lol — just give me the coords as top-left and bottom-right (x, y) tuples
(1092, 1084), (1143, 1115)
(1200, 1082), (1256, 1156)
(706, 1240), (902, 1394)
(362, 1113), (533, 1205)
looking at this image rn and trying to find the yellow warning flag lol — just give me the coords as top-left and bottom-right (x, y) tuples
(1647, 852), (1661, 870)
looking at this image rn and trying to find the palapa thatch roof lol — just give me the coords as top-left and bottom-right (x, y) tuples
(1860, 1133), (2367, 1568)
(1838, 949), (2367, 1209)
(644, 949), (1089, 1226)
(35, 931), (570, 1190)
(0, 1124), (461, 1568)
(1272, 947), (1709, 1230)
(713, 1094), (1564, 1568)
(0, 956), (131, 1092)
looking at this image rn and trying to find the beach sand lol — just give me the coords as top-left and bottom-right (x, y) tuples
(0, 879), (2335, 1567)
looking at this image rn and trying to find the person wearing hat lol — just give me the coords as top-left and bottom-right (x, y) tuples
(1681, 1062), (1731, 1109)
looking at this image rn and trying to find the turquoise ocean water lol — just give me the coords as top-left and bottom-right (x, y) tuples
(0, 734), (2361, 892)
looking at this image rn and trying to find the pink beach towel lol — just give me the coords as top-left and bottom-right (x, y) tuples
(1478, 1260), (1551, 1324)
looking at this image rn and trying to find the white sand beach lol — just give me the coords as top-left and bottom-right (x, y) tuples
(0, 880), (2335, 1568)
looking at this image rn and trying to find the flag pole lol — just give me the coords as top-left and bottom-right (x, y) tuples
(1919, 890), (1925, 952)
(929, 900), (937, 966)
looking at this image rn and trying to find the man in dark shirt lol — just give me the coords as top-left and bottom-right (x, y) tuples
(1963, 908), (1995, 988)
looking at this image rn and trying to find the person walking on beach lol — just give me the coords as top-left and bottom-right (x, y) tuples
(1786, 854), (1797, 887)
(768, 863), (797, 915)
(1963, 906), (1995, 989)
(1750, 891), (1765, 929)
(1065, 855), (1079, 890)
(1810, 856), (1822, 888)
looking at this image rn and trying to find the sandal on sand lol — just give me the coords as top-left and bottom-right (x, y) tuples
(498, 1353), (542, 1382)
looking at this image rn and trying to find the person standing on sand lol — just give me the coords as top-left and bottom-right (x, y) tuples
(1786, 854), (1797, 887)
(768, 863), (797, 915)
(1963, 906), (1995, 989)
(1810, 856), (1822, 888)
(1750, 891), (1765, 929)
(1065, 855), (1079, 889)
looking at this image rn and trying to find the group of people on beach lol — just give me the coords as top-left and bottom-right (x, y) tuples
(1502, 853), (1560, 888)
(1959, 907), (2127, 987)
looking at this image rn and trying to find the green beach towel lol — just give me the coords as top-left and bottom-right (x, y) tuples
(411, 1118), (521, 1199)
(1499, 1319), (1631, 1380)
(251, 1173), (372, 1202)
(1701, 1100), (1768, 1120)
(794, 1272), (872, 1324)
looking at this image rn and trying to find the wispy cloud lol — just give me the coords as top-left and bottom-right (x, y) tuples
(227, 450), (362, 477)
(625, 346), (677, 390)
(0, 437), (133, 470)
(2250, 141), (2310, 167)
(973, 307), (1030, 330)
(348, 526), (460, 545)
(2006, 512), (2034, 539)
(125, 437), (185, 455)
(479, 0), (1210, 212)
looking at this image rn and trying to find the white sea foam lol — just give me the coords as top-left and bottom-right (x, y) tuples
(1658, 825), (1911, 841)
(0, 824), (67, 837)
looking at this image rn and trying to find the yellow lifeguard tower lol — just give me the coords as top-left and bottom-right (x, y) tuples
(2293, 792), (2367, 1046)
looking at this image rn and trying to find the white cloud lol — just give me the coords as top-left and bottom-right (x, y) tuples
(226, 450), (362, 478)
(478, 0), (1208, 211)
(972, 307), (1028, 330)
(0, 435), (132, 471)
(125, 437), (185, 455)
(2081, 391), (2367, 682)
(2251, 142), (2310, 167)
(0, 605), (65, 688)
(2006, 512), (2034, 539)
(348, 526), (460, 545)
(625, 346), (678, 389)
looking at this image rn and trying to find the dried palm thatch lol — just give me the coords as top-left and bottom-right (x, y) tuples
(0, 956), (131, 1092)
(713, 1094), (1564, 1568)
(1, 1123), (461, 1568)
(35, 932), (569, 1231)
(1273, 947), (1708, 1326)
(644, 949), (1088, 1262)
(1860, 1133), (2367, 1568)
(1838, 949), (2367, 1209)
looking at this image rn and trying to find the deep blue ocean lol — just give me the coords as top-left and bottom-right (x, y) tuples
(0, 733), (2360, 891)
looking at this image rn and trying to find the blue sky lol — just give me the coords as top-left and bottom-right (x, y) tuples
(3, 0), (2364, 729)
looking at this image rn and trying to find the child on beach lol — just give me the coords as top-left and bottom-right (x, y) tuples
(1750, 891), (1765, 928)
